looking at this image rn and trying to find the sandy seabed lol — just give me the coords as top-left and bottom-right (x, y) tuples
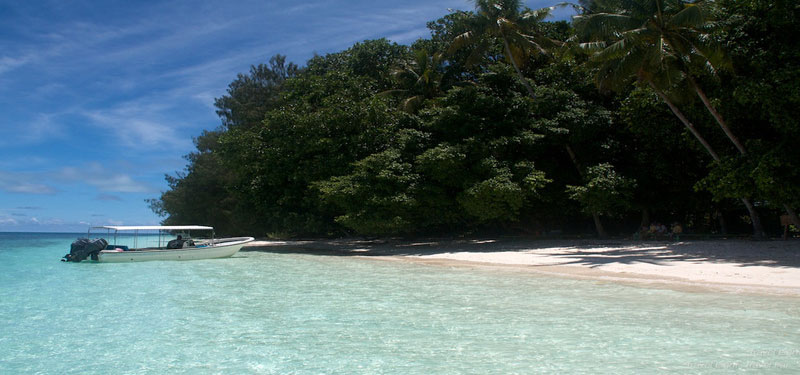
(244, 238), (800, 296)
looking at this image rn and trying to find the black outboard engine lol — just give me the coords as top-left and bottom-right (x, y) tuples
(62, 238), (108, 262)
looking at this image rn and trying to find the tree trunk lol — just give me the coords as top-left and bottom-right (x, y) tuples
(565, 144), (583, 175)
(503, 38), (536, 99)
(592, 212), (607, 238)
(694, 79), (800, 238)
(784, 205), (800, 231)
(689, 77), (747, 155)
(717, 210), (728, 235)
(648, 80), (767, 238)
(565, 144), (606, 237)
(648, 81), (720, 161)
(741, 198), (766, 239)
(640, 208), (650, 229)
(698, 80), (800, 237)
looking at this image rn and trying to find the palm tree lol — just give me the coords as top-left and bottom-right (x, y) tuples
(380, 48), (447, 113)
(448, 1), (614, 237)
(447, 0), (558, 98)
(574, 0), (768, 238)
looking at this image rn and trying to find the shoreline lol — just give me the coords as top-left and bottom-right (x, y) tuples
(243, 238), (800, 297)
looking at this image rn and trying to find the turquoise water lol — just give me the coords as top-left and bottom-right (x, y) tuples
(1, 233), (799, 374)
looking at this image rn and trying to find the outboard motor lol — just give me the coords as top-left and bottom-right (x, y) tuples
(62, 238), (108, 262)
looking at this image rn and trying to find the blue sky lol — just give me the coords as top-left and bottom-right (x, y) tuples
(0, 0), (571, 232)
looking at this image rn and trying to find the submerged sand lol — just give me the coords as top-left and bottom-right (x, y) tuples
(244, 238), (800, 296)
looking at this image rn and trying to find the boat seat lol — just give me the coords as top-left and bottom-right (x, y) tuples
(105, 245), (129, 251)
(166, 239), (184, 249)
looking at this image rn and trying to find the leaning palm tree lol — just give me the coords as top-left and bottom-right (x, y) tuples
(573, 0), (769, 238)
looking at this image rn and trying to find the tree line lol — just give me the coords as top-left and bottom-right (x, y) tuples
(148, 0), (800, 238)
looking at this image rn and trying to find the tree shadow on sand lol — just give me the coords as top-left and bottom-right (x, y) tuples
(242, 237), (800, 269)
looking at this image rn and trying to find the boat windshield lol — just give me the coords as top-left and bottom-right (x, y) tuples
(89, 226), (215, 249)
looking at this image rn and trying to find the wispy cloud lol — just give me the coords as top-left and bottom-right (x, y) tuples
(281, 2), (326, 15)
(96, 194), (123, 201)
(0, 171), (57, 195)
(0, 156), (51, 170)
(17, 113), (67, 145)
(386, 27), (432, 44)
(3, 0), (528, 230)
(0, 162), (154, 197)
(0, 217), (18, 225)
(81, 99), (194, 150)
(59, 163), (154, 193)
(0, 56), (27, 75)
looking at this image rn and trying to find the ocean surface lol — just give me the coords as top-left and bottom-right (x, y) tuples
(1, 232), (799, 374)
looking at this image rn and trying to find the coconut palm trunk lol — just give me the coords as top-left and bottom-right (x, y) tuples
(648, 81), (720, 161)
(503, 38), (537, 99)
(689, 77), (800, 233)
(648, 80), (766, 238)
(688, 77), (747, 155)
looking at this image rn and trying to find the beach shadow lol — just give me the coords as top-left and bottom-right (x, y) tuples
(242, 237), (800, 269)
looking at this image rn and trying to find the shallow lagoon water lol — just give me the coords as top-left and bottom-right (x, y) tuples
(1, 233), (799, 374)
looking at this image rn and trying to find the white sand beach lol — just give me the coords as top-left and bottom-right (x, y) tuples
(245, 238), (800, 296)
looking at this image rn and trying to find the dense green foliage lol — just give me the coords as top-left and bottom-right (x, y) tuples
(151, 0), (799, 238)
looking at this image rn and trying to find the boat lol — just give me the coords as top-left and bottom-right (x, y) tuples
(62, 225), (254, 262)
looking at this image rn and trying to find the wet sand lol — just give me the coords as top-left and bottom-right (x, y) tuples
(243, 238), (800, 296)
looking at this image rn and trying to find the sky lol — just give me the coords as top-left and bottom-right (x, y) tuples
(0, 0), (572, 232)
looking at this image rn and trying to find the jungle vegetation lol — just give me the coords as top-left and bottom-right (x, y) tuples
(148, 0), (800, 238)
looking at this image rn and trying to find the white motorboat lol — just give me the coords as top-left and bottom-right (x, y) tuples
(63, 225), (254, 262)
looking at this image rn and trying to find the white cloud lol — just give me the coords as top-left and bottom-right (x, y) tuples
(386, 27), (432, 44)
(0, 113), (68, 147)
(22, 113), (66, 144)
(96, 193), (123, 201)
(0, 217), (19, 225)
(59, 163), (154, 193)
(5, 183), (57, 195)
(0, 171), (58, 195)
(81, 101), (192, 150)
(0, 56), (28, 75)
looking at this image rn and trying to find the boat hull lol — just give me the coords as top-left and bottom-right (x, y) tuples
(97, 237), (254, 262)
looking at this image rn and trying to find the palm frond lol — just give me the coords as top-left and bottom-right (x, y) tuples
(684, 34), (732, 73)
(554, 2), (584, 14)
(447, 31), (478, 56)
(520, 6), (554, 22)
(376, 89), (410, 98)
(400, 95), (425, 113)
(527, 32), (562, 50)
(574, 12), (640, 41)
(590, 36), (634, 62)
(507, 32), (547, 55)
(506, 42), (529, 67)
(464, 38), (491, 67)
(579, 41), (608, 52)
(669, 3), (705, 28)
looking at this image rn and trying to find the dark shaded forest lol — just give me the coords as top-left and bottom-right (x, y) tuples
(148, 0), (800, 239)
